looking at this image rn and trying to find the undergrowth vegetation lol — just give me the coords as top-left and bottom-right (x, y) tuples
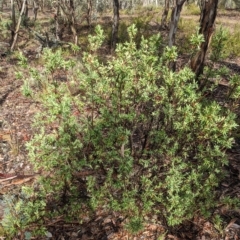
(225, 24), (240, 57)
(1, 24), (240, 238)
(183, 3), (201, 15)
(178, 16), (240, 58)
(210, 24), (240, 59)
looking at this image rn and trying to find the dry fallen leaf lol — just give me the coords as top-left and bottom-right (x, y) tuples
(0, 132), (11, 142)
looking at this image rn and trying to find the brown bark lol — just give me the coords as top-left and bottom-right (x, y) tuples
(33, 0), (39, 21)
(16, 0), (22, 11)
(160, 0), (170, 29)
(87, 0), (92, 27)
(190, 0), (218, 80)
(111, 0), (120, 52)
(54, 0), (60, 40)
(23, 0), (29, 26)
(69, 0), (74, 10)
(24, 0), (28, 18)
(59, 0), (78, 45)
(10, 0), (16, 45)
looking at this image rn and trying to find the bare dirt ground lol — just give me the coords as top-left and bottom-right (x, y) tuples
(0, 8), (240, 240)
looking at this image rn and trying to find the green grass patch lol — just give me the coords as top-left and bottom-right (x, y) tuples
(183, 3), (201, 15)
(225, 24), (240, 57)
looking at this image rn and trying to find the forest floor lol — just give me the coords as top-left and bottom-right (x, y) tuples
(0, 7), (240, 240)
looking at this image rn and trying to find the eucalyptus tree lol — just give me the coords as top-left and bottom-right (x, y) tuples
(52, 0), (84, 44)
(11, 0), (27, 50)
(32, 0), (39, 20)
(160, 0), (171, 29)
(191, 0), (219, 80)
(165, 0), (186, 70)
(10, 0), (16, 45)
(87, 0), (92, 26)
(168, 0), (186, 48)
(111, 0), (119, 51)
(164, 0), (218, 76)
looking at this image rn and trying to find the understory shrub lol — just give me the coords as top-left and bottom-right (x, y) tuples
(1, 24), (237, 237)
(225, 25), (240, 57)
(210, 25), (228, 61)
(211, 24), (240, 59)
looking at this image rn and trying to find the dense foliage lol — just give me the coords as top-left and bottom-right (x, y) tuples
(1, 25), (238, 237)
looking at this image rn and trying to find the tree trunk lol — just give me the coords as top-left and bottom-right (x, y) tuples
(16, 0), (22, 11)
(168, 0), (186, 71)
(111, 0), (120, 52)
(69, 0), (77, 45)
(160, 0), (170, 29)
(54, 0), (60, 40)
(168, 0), (186, 48)
(87, 0), (92, 27)
(11, 0), (27, 51)
(69, 0), (74, 10)
(39, 0), (44, 12)
(59, 0), (78, 45)
(25, 0), (28, 18)
(10, 0), (16, 45)
(33, 0), (39, 21)
(190, 0), (218, 80)
(23, 0), (29, 26)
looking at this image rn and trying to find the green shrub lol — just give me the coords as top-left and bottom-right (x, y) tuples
(178, 18), (198, 53)
(225, 25), (240, 58)
(1, 188), (47, 238)
(118, 21), (131, 43)
(210, 25), (228, 61)
(0, 13), (11, 40)
(132, 15), (153, 46)
(110, 15), (153, 48)
(2, 24), (237, 237)
(211, 24), (240, 59)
